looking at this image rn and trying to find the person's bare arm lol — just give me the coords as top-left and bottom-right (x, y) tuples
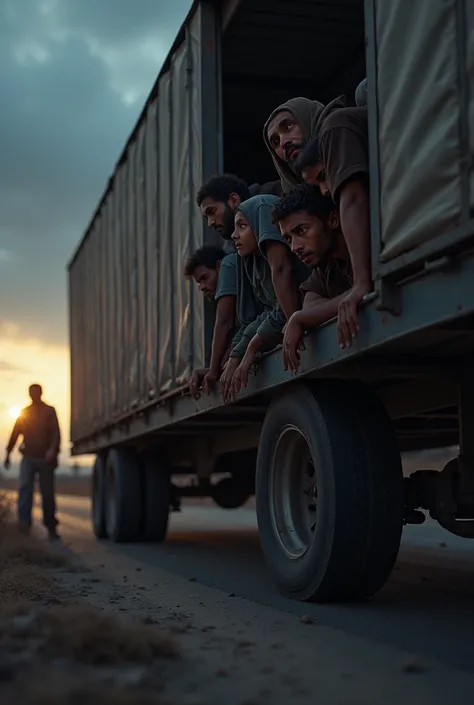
(229, 332), (266, 400)
(265, 241), (301, 320)
(230, 308), (286, 399)
(337, 178), (372, 348)
(319, 119), (371, 296)
(4, 418), (22, 468)
(319, 115), (372, 348)
(6, 419), (21, 452)
(282, 292), (347, 372)
(338, 178), (371, 293)
(293, 291), (348, 329)
(208, 295), (236, 377)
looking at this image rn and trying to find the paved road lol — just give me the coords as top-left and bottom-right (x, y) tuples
(34, 494), (474, 703)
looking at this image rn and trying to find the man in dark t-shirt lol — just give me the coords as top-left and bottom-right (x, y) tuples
(4, 384), (60, 539)
(265, 98), (371, 347)
(294, 109), (369, 211)
(184, 245), (238, 397)
(271, 185), (353, 372)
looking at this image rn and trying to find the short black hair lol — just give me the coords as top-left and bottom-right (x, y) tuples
(272, 184), (335, 224)
(184, 245), (226, 278)
(196, 174), (251, 207)
(294, 138), (320, 174)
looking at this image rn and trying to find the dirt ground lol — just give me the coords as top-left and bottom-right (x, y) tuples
(0, 494), (181, 704)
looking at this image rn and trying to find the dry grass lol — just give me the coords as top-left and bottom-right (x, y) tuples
(0, 527), (68, 568)
(0, 492), (180, 703)
(0, 492), (68, 610)
(0, 604), (179, 664)
(0, 493), (66, 568)
(0, 491), (11, 522)
(0, 563), (65, 610)
(0, 603), (178, 702)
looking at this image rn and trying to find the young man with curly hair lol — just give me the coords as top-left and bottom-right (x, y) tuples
(271, 184), (353, 372)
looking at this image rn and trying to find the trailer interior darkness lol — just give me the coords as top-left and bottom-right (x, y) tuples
(221, 0), (365, 184)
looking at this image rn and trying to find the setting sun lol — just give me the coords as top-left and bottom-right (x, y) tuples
(8, 405), (22, 421)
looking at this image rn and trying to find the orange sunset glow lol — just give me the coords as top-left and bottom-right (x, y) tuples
(0, 321), (70, 464)
(8, 405), (22, 420)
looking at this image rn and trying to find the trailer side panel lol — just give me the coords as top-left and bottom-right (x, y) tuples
(69, 8), (207, 444)
(375, 0), (472, 263)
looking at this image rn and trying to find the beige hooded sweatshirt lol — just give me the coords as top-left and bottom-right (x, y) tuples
(263, 95), (347, 193)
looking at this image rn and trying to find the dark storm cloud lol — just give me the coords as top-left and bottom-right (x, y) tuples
(0, 0), (192, 345)
(56, 0), (193, 43)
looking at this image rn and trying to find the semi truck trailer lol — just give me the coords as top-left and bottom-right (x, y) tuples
(68, 0), (474, 602)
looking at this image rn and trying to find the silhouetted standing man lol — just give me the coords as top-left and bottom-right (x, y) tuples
(4, 384), (61, 540)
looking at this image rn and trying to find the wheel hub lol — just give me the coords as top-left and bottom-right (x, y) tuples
(269, 425), (317, 559)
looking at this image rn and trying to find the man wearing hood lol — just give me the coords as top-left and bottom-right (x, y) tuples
(264, 95), (371, 349)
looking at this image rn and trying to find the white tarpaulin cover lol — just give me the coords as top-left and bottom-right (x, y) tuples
(375, 0), (472, 261)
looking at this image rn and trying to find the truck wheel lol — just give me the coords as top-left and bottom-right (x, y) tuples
(256, 381), (404, 603)
(142, 453), (171, 542)
(91, 453), (108, 539)
(105, 448), (142, 543)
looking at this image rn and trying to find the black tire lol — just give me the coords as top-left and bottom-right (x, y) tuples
(91, 453), (108, 539)
(256, 381), (404, 603)
(142, 453), (170, 542)
(105, 448), (142, 543)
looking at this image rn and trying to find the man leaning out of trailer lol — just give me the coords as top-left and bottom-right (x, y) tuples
(272, 184), (354, 371)
(264, 92), (372, 348)
(184, 245), (238, 397)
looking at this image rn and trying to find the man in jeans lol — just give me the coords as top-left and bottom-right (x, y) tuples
(4, 384), (61, 540)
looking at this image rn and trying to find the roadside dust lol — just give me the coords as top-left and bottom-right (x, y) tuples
(0, 494), (67, 610)
(0, 493), (179, 704)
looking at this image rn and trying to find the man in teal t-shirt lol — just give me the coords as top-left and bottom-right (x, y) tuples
(184, 245), (239, 396)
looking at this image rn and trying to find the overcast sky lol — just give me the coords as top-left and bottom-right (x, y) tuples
(0, 0), (192, 449)
(0, 0), (193, 345)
